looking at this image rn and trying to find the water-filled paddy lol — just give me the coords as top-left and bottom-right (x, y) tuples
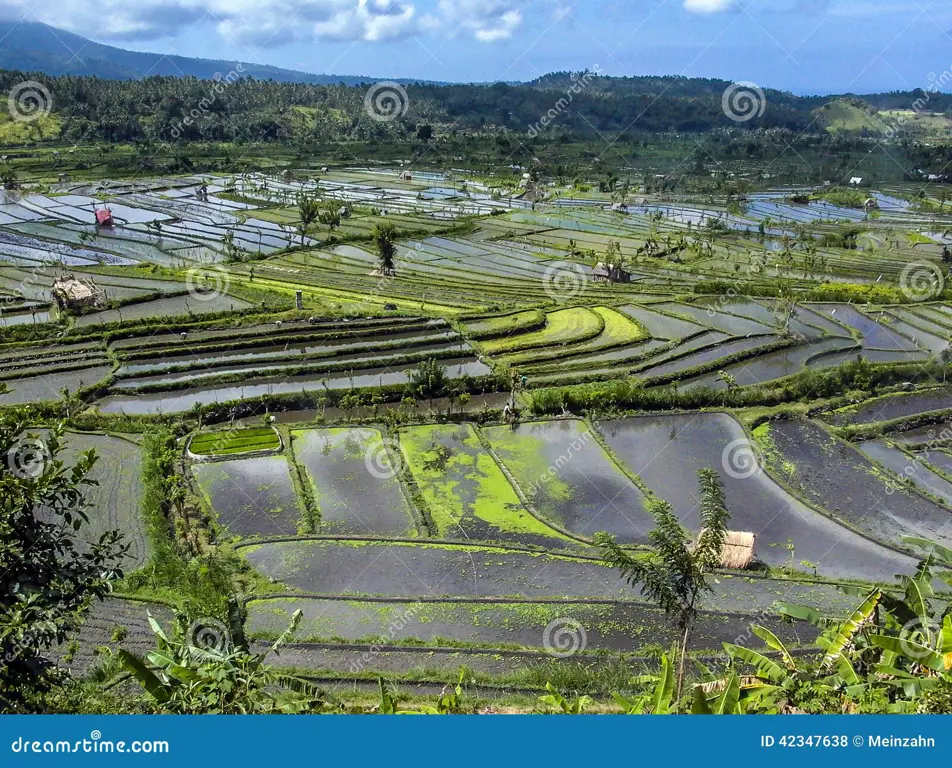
(598, 414), (913, 581)
(0, 366), (114, 405)
(33, 432), (149, 569)
(483, 420), (652, 543)
(193, 456), (304, 538)
(96, 359), (491, 414)
(679, 338), (857, 390)
(292, 427), (415, 537)
(400, 423), (572, 547)
(240, 539), (857, 615)
(826, 388), (952, 426)
(858, 440), (952, 507)
(246, 595), (812, 652)
(766, 420), (952, 549)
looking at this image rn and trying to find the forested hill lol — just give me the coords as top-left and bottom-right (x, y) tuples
(1, 62), (949, 147)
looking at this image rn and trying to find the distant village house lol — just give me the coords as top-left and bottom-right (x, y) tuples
(592, 262), (631, 284)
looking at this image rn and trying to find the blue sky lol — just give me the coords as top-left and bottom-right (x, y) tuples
(2, 0), (951, 94)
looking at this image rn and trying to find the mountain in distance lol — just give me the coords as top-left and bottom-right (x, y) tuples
(0, 20), (427, 85)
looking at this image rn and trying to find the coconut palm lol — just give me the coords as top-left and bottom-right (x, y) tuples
(596, 468), (730, 706)
(373, 222), (398, 277)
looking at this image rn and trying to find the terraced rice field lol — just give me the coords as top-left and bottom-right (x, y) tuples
(825, 388), (952, 426)
(34, 432), (150, 569)
(483, 420), (653, 543)
(479, 308), (603, 355)
(18, 171), (952, 696)
(189, 427), (281, 456)
(600, 414), (912, 581)
(245, 595), (813, 652)
(760, 419), (952, 550)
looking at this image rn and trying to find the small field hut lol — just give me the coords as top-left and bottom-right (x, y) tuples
(51, 275), (106, 311)
(711, 530), (756, 570)
(592, 262), (631, 284)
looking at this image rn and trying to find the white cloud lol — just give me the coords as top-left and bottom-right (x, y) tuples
(438, 0), (526, 42)
(683, 0), (737, 12)
(0, 0), (520, 46)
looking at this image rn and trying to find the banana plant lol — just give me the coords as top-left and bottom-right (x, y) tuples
(120, 609), (324, 714)
(728, 538), (952, 710)
(538, 683), (594, 714)
(691, 673), (742, 714)
(612, 653), (676, 714)
(863, 538), (952, 691)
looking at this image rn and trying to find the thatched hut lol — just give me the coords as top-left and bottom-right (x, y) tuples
(592, 262), (631, 284)
(718, 531), (755, 569)
(698, 529), (755, 570)
(51, 275), (106, 311)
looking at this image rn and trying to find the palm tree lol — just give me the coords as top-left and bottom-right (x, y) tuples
(941, 345), (952, 384)
(318, 202), (341, 234)
(716, 370), (736, 405)
(596, 468), (730, 706)
(373, 222), (398, 277)
(296, 194), (321, 245)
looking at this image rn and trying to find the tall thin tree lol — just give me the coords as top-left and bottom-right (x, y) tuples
(596, 468), (730, 706)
